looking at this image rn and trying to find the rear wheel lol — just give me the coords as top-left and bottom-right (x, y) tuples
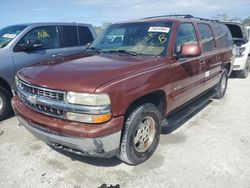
(213, 69), (228, 99)
(0, 86), (12, 121)
(117, 103), (161, 165)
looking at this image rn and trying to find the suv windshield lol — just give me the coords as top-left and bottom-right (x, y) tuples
(90, 22), (172, 56)
(0, 25), (27, 49)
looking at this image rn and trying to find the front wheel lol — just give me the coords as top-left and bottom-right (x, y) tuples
(213, 68), (228, 99)
(0, 86), (12, 121)
(117, 103), (161, 165)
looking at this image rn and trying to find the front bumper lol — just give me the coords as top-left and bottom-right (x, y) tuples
(233, 55), (249, 71)
(18, 116), (120, 158)
(12, 96), (124, 158)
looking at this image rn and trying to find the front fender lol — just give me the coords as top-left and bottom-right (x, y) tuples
(95, 63), (172, 116)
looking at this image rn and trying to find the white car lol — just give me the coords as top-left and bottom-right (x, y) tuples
(223, 22), (250, 78)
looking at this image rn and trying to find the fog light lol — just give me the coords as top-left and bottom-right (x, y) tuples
(66, 112), (111, 123)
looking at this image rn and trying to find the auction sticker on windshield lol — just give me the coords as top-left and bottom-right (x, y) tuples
(3, 34), (16, 39)
(148, 27), (170, 33)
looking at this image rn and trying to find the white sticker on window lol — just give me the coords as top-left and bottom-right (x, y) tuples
(148, 27), (170, 33)
(205, 71), (210, 78)
(3, 34), (16, 39)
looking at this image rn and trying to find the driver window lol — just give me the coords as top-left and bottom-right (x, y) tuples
(17, 26), (60, 50)
(176, 23), (198, 53)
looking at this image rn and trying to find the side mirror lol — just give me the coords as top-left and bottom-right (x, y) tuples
(177, 43), (201, 58)
(18, 39), (42, 51)
(86, 43), (91, 48)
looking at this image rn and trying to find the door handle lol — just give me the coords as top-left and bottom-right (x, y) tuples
(199, 60), (206, 65)
(52, 54), (63, 58)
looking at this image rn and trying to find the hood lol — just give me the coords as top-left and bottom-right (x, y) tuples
(18, 54), (159, 93)
(225, 23), (248, 46)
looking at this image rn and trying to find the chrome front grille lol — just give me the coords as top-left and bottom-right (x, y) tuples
(20, 82), (64, 101)
(16, 78), (111, 121)
(18, 80), (66, 118)
(19, 93), (64, 117)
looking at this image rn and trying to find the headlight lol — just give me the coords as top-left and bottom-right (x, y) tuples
(15, 76), (21, 88)
(66, 92), (111, 106)
(235, 47), (246, 57)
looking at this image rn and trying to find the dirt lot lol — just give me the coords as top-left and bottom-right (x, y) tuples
(0, 76), (250, 188)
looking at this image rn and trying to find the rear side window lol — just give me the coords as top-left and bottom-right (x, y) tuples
(16, 26), (60, 50)
(224, 26), (234, 47)
(198, 24), (216, 52)
(214, 24), (234, 48)
(61, 26), (79, 47)
(175, 23), (198, 53)
(78, 26), (94, 45)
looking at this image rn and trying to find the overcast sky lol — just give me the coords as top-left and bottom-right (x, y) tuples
(1, 0), (250, 28)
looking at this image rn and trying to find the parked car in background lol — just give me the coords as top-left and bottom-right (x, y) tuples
(223, 21), (250, 78)
(13, 15), (234, 165)
(0, 22), (97, 120)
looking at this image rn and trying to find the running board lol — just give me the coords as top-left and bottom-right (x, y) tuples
(161, 89), (216, 134)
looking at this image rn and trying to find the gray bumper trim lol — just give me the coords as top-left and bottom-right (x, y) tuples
(18, 117), (121, 158)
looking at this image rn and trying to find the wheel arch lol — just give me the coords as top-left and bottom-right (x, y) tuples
(124, 90), (167, 120)
(0, 77), (12, 96)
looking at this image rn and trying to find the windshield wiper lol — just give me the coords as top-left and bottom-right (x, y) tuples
(107, 50), (138, 56)
(85, 47), (103, 54)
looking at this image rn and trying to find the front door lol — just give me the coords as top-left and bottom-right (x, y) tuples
(170, 23), (204, 110)
(12, 25), (66, 72)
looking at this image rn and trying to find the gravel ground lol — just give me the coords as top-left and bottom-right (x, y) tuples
(0, 76), (250, 188)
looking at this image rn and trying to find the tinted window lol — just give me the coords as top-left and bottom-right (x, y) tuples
(61, 26), (79, 47)
(17, 26), (60, 50)
(214, 24), (233, 48)
(78, 26), (94, 45)
(198, 24), (216, 52)
(175, 23), (198, 53)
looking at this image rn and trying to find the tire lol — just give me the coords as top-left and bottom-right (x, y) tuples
(117, 103), (161, 165)
(237, 57), (250, 78)
(213, 68), (228, 99)
(0, 86), (12, 121)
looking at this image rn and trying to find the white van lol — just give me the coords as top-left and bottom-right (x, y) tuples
(223, 22), (250, 78)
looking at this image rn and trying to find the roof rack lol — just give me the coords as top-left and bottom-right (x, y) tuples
(144, 14), (220, 23)
(145, 14), (193, 19)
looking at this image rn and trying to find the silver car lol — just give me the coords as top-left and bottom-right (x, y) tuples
(0, 22), (97, 120)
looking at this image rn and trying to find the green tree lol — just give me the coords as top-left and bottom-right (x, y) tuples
(243, 17), (250, 25)
(94, 22), (112, 35)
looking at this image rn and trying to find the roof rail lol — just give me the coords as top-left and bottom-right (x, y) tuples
(192, 16), (220, 23)
(144, 14), (220, 23)
(145, 14), (193, 19)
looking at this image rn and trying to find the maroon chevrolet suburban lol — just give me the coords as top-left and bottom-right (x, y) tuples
(12, 15), (234, 165)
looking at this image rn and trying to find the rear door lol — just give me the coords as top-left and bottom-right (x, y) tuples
(197, 23), (222, 90)
(171, 23), (204, 110)
(78, 25), (94, 49)
(12, 25), (66, 72)
(60, 25), (95, 56)
(60, 25), (81, 56)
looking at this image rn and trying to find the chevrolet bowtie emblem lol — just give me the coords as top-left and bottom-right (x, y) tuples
(27, 95), (37, 105)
